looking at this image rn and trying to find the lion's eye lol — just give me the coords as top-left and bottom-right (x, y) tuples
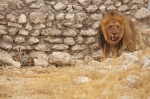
(116, 25), (119, 28)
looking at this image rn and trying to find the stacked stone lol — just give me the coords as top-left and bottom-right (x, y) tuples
(0, 0), (149, 60)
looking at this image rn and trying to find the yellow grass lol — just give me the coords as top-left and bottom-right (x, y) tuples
(0, 48), (150, 99)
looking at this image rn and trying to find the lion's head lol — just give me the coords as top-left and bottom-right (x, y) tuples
(100, 10), (124, 45)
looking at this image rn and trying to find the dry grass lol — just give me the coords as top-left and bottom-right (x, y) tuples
(0, 49), (150, 99)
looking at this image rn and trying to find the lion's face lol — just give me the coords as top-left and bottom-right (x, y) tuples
(105, 20), (124, 45)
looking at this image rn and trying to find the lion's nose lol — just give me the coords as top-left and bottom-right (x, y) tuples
(112, 33), (117, 35)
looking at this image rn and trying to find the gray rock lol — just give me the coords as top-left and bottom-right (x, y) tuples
(0, 25), (7, 35)
(30, 51), (48, 61)
(92, 0), (102, 5)
(76, 13), (88, 22)
(107, 5), (117, 10)
(25, 23), (33, 31)
(135, 7), (150, 19)
(76, 37), (84, 44)
(131, 5), (138, 10)
(0, 3), (8, 11)
(65, 13), (75, 21)
(17, 1), (25, 9)
(34, 58), (49, 66)
(28, 37), (39, 44)
(34, 24), (45, 29)
(92, 22), (99, 29)
(99, 5), (106, 12)
(86, 5), (98, 12)
(132, 0), (144, 4)
(86, 37), (95, 44)
(115, 2), (121, 7)
(141, 55), (150, 69)
(72, 45), (86, 51)
(78, 0), (91, 6)
(74, 76), (91, 84)
(31, 30), (40, 36)
(0, 42), (12, 50)
(25, 0), (37, 4)
(64, 37), (75, 46)
(67, 5), (73, 12)
(91, 14), (102, 21)
(49, 52), (73, 65)
(0, 51), (21, 67)
(122, 53), (139, 63)
(118, 5), (129, 11)
(63, 29), (77, 37)
(29, 0), (45, 8)
(54, 2), (67, 10)
(104, 0), (113, 5)
(80, 29), (97, 36)
(125, 75), (140, 88)
(18, 29), (29, 36)
(56, 13), (65, 20)
(52, 44), (69, 50)
(8, 22), (22, 28)
(48, 14), (55, 21)
(18, 14), (27, 24)
(44, 37), (62, 43)
(6, 14), (16, 22)
(8, 28), (19, 35)
(34, 44), (50, 51)
(0, 15), (4, 19)
(14, 37), (25, 44)
(29, 12), (46, 24)
(72, 5), (83, 10)
(123, 0), (129, 4)
(2, 35), (13, 43)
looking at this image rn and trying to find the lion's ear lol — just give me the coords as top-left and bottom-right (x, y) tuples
(98, 25), (107, 50)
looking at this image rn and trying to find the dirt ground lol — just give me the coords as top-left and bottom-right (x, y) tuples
(0, 49), (150, 99)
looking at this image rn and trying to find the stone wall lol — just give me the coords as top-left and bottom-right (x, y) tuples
(0, 0), (150, 60)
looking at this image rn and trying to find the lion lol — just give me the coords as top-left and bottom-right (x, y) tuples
(98, 10), (136, 59)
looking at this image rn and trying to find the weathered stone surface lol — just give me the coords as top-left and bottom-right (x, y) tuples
(34, 44), (50, 51)
(86, 5), (98, 12)
(17, 1), (25, 9)
(67, 5), (73, 12)
(8, 22), (22, 28)
(25, 23), (33, 31)
(14, 37), (25, 44)
(135, 7), (150, 19)
(0, 25), (7, 35)
(52, 44), (69, 50)
(76, 37), (84, 44)
(0, 3), (8, 11)
(118, 5), (129, 11)
(44, 37), (62, 43)
(41, 28), (62, 36)
(123, 0), (129, 4)
(63, 29), (77, 37)
(18, 29), (29, 36)
(8, 28), (19, 35)
(76, 13), (88, 22)
(31, 30), (40, 36)
(0, 15), (4, 19)
(18, 14), (27, 24)
(30, 51), (48, 61)
(107, 5), (116, 10)
(56, 13), (65, 20)
(91, 14), (102, 21)
(99, 5), (106, 12)
(72, 45), (86, 51)
(0, 42), (12, 50)
(86, 37), (95, 44)
(26, 0), (37, 4)
(0, 51), (21, 67)
(48, 14), (55, 21)
(115, 2), (121, 7)
(34, 24), (45, 29)
(92, 22), (99, 29)
(6, 14), (16, 22)
(49, 52), (73, 65)
(141, 55), (150, 69)
(125, 75), (140, 88)
(29, 12), (46, 24)
(80, 29), (97, 36)
(78, 0), (90, 6)
(34, 58), (49, 66)
(64, 37), (75, 46)
(29, 0), (45, 8)
(72, 5), (83, 10)
(132, 0), (144, 4)
(74, 76), (91, 84)
(28, 37), (39, 44)
(54, 2), (67, 10)
(92, 0), (102, 5)
(2, 35), (13, 43)
(65, 13), (75, 21)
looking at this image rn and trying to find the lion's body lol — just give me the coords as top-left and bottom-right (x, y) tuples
(98, 10), (136, 59)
